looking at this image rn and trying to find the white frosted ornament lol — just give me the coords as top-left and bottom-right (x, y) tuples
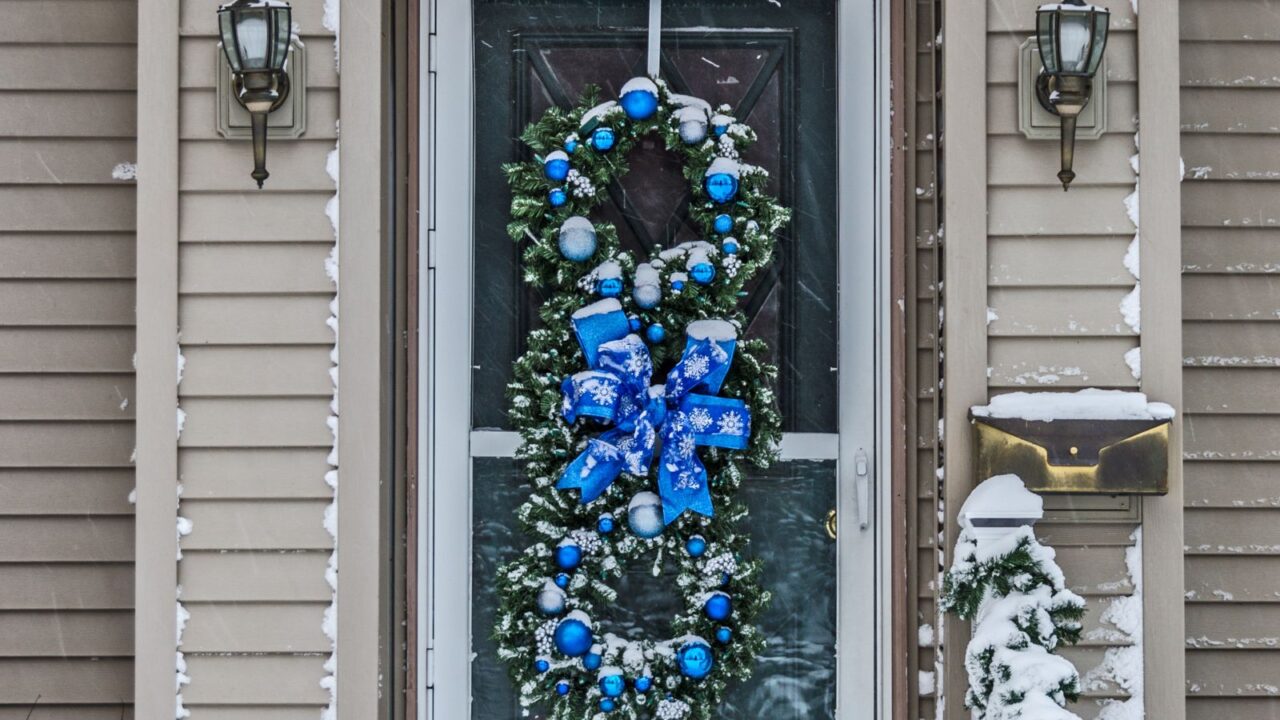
(675, 106), (708, 145)
(558, 216), (597, 263)
(537, 579), (567, 616)
(633, 262), (662, 309)
(628, 491), (664, 538)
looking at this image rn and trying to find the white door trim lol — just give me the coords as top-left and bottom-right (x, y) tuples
(419, 2), (893, 717)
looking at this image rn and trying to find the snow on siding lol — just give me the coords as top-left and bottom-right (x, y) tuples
(321, 132), (340, 720)
(175, 345), (192, 718)
(1086, 529), (1144, 719)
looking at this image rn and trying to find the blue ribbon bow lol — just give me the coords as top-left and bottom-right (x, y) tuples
(558, 305), (752, 525)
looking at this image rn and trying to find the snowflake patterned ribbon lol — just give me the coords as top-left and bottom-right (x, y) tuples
(558, 307), (751, 524)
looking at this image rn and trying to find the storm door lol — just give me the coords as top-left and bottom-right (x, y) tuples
(422, 1), (882, 718)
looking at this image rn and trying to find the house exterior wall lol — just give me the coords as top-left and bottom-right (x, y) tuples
(0, 1), (138, 715)
(1180, 2), (1280, 713)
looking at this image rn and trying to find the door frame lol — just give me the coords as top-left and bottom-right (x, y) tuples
(415, 1), (896, 717)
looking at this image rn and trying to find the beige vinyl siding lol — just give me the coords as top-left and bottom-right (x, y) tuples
(0, 0), (138, 716)
(175, 0), (337, 714)
(986, 1), (1140, 391)
(1181, 2), (1280, 714)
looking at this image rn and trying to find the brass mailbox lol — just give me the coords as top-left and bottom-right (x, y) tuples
(973, 415), (1171, 495)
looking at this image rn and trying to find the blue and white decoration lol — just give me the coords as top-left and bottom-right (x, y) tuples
(619, 76), (660, 120)
(558, 216), (597, 263)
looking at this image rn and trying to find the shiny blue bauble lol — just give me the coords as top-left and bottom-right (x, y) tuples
(677, 640), (715, 680)
(600, 699), (616, 713)
(713, 214), (734, 234)
(583, 652), (602, 671)
(590, 127), (616, 152)
(721, 238), (739, 255)
(600, 673), (626, 697)
(565, 137), (579, 154)
(712, 115), (732, 136)
(705, 591), (732, 621)
(671, 279), (685, 292)
(633, 283), (661, 310)
(634, 676), (653, 693)
(690, 262), (716, 285)
(598, 277), (623, 298)
(555, 572), (570, 589)
(555, 679), (571, 696)
(544, 150), (570, 182)
(705, 173), (739, 204)
(597, 514), (615, 534)
(553, 618), (593, 657)
(548, 188), (568, 207)
(535, 659), (551, 673)
(627, 491), (664, 539)
(715, 626), (733, 644)
(558, 216), (597, 263)
(686, 534), (707, 557)
(645, 324), (666, 344)
(555, 543), (582, 571)
(620, 89), (659, 121)
(721, 572), (732, 586)
(628, 315), (642, 332)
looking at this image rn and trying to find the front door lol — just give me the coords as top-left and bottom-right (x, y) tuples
(421, 1), (882, 718)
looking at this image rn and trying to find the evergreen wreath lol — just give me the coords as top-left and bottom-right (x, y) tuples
(494, 76), (790, 720)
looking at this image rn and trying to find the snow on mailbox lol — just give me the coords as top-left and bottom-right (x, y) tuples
(971, 389), (1175, 495)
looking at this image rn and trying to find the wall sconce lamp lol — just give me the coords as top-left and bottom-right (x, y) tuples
(1035, 0), (1110, 191)
(218, 0), (293, 188)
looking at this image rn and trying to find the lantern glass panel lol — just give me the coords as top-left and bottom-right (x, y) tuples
(1036, 11), (1059, 75)
(271, 7), (292, 71)
(1087, 11), (1110, 75)
(234, 8), (271, 71)
(218, 11), (242, 72)
(1057, 10), (1094, 73)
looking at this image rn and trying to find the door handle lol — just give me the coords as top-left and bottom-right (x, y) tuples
(824, 509), (837, 539)
(855, 448), (870, 530)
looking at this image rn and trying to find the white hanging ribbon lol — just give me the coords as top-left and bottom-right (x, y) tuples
(647, 0), (662, 78)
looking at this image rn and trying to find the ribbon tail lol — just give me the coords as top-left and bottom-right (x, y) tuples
(657, 446), (714, 525)
(557, 436), (625, 504)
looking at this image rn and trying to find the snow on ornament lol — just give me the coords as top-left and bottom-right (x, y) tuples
(595, 260), (624, 298)
(537, 579), (567, 616)
(677, 638), (715, 679)
(554, 613), (594, 657)
(619, 77), (660, 120)
(674, 105), (709, 145)
(627, 491), (664, 538)
(704, 157), (740, 204)
(686, 534), (707, 557)
(564, 133), (580, 154)
(558, 215), (597, 262)
(633, 262), (662, 309)
(599, 667), (627, 697)
(711, 113), (733, 137)
(591, 126), (617, 152)
(704, 591), (732, 621)
(548, 187), (567, 208)
(543, 149), (570, 181)
(555, 538), (583, 570)
(721, 237), (739, 255)
(687, 249), (716, 285)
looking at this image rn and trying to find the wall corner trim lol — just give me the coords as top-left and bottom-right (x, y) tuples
(133, 0), (181, 715)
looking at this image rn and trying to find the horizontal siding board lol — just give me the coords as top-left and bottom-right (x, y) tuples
(1182, 41), (1280, 88)
(989, 187), (1136, 236)
(988, 337), (1140, 388)
(0, 141), (138, 186)
(0, 329), (134, 373)
(1182, 87), (1280, 134)
(1181, 0), (1280, 41)
(181, 603), (328, 653)
(988, 287), (1135, 336)
(0, 0), (137, 43)
(181, 500), (332, 550)
(988, 136), (1138, 188)
(1186, 556), (1280, 602)
(183, 655), (327, 705)
(1185, 461), (1280, 508)
(0, 92), (135, 139)
(0, 375), (133, 421)
(178, 448), (332, 499)
(1186, 649), (1280, 696)
(0, 517), (132, 563)
(1186, 508), (1280, 553)
(178, 552), (330, 602)
(0, 46), (135, 91)
(177, 398), (333, 448)
(1184, 275), (1280, 320)
(0, 659), (131, 703)
(1183, 228), (1280, 273)
(1185, 368), (1280, 413)
(1184, 320), (1280, 365)
(180, 243), (334, 294)
(0, 235), (135, 279)
(1184, 181), (1280, 227)
(0, 187), (134, 233)
(1185, 415), (1280, 460)
(1181, 137), (1280, 182)
(0, 422), (133, 468)
(0, 610), (132, 656)
(1185, 603), (1280, 648)
(989, 236), (1136, 287)
(0, 469), (134, 516)
(988, 0), (1136, 32)
(0, 708), (134, 720)
(180, 346), (333, 397)
(179, 192), (334, 242)
(180, 140), (338, 192)
(0, 563), (133, 610)
(0, 280), (134, 327)
(180, 89), (337, 141)
(179, 296), (332, 345)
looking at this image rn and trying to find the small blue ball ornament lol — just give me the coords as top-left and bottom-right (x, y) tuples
(555, 572), (571, 589)
(628, 314), (642, 332)
(548, 188), (568, 208)
(713, 214), (734, 234)
(543, 150), (570, 182)
(597, 514), (615, 534)
(645, 324), (666, 344)
(535, 658), (551, 673)
(686, 534), (707, 557)
(555, 679), (571, 696)
(555, 542), (582, 571)
(565, 135), (580, 154)
(671, 278), (685, 292)
(558, 216), (597, 263)
(583, 652), (602, 671)
(619, 77), (660, 120)
(628, 491), (664, 539)
(705, 173), (738, 205)
(677, 639), (715, 680)
(600, 699), (616, 713)
(711, 113), (733, 137)
(705, 591), (733, 621)
(721, 572), (732, 586)
(690, 262), (716, 285)
(600, 672), (626, 697)
(590, 127), (616, 152)
(722, 238), (739, 255)
(635, 676), (653, 693)
(553, 618), (593, 657)
(597, 277), (623, 298)
(715, 626), (733, 644)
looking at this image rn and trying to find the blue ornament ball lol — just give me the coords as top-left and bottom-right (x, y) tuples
(558, 216), (597, 263)
(671, 278), (685, 292)
(633, 283), (662, 310)
(715, 626), (733, 644)
(619, 78), (659, 120)
(597, 277), (623, 298)
(543, 150), (570, 182)
(713, 214), (734, 234)
(711, 113), (732, 136)
(555, 679), (572, 696)
(535, 658), (551, 673)
(583, 652), (602, 671)
(600, 673), (626, 698)
(677, 640), (715, 680)
(565, 135), (579, 154)
(537, 583), (566, 616)
(705, 173), (739, 205)
(597, 514), (615, 534)
(591, 127), (616, 152)
(721, 238), (739, 255)
(686, 534), (707, 557)
(555, 572), (571, 589)
(600, 699), (616, 713)
(644, 324), (666, 345)
(720, 572), (732, 587)
(553, 618), (593, 657)
(628, 491), (664, 539)
(548, 188), (568, 208)
(555, 542), (582, 571)
(628, 314), (642, 332)
(690, 262), (716, 285)
(635, 676), (653, 693)
(705, 591), (733, 621)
